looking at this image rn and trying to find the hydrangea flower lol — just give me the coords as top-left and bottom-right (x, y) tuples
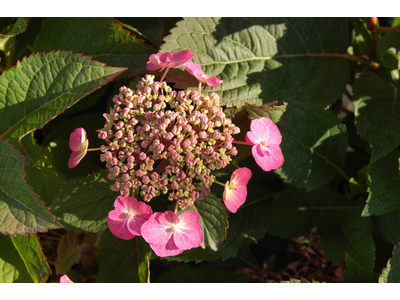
(146, 50), (195, 71)
(183, 61), (225, 87)
(68, 128), (88, 169)
(223, 167), (252, 213)
(107, 196), (153, 240)
(60, 275), (73, 283)
(141, 211), (203, 257)
(246, 117), (284, 172)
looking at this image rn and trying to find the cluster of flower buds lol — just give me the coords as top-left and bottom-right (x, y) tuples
(97, 75), (240, 209)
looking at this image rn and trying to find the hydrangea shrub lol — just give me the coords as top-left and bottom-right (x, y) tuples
(1, 17), (400, 283)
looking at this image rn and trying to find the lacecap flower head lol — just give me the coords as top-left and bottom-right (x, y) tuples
(107, 196), (153, 240)
(246, 117), (284, 172)
(223, 167), (252, 213)
(141, 210), (203, 257)
(68, 127), (88, 168)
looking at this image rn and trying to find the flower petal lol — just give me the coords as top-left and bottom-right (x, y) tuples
(69, 128), (87, 151)
(107, 211), (135, 240)
(149, 239), (183, 257)
(174, 227), (203, 250)
(184, 61), (224, 87)
(223, 187), (247, 213)
(169, 50), (195, 69)
(141, 212), (173, 245)
(252, 144), (284, 172)
(250, 117), (282, 145)
(60, 275), (74, 283)
(68, 150), (86, 169)
(230, 167), (252, 189)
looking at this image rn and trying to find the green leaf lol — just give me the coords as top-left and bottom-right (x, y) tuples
(377, 208), (400, 245)
(350, 20), (374, 58)
(0, 51), (126, 143)
(377, 32), (400, 70)
(265, 186), (375, 270)
(54, 230), (80, 275)
(0, 140), (60, 235)
(275, 101), (348, 191)
(161, 17), (349, 108)
(392, 18), (400, 28)
(353, 72), (400, 163)
(379, 244), (400, 283)
(245, 101), (288, 123)
(50, 169), (117, 232)
(97, 230), (151, 283)
(166, 183), (271, 262)
(0, 17), (27, 37)
(362, 149), (400, 216)
(179, 193), (228, 251)
(0, 234), (50, 282)
(156, 264), (250, 283)
(116, 17), (182, 47)
(345, 253), (379, 283)
(33, 17), (155, 79)
(17, 133), (65, 206)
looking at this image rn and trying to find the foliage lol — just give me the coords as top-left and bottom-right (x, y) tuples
(1, 16), (400, 283)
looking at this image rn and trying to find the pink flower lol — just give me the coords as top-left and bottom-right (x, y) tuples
(107, 196), (153, 240)
(141, 211), (203, 257)
(146, 50), (195, 71)
(246, 117), (284, 172)
(183, 61), (225, 87)
(60, 275), (73, 283)
(223, 167), (252, 213)
(68, 128), (88, 169)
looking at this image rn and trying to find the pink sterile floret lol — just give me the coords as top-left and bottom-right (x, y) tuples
(246, 117), (284, 172)
(107, 196), (153, 240)
(68, 127), (89, 169)
(141, 211), (203, 257)
(223, 167), (252, 213)
(183, 61), (225, 87)
(60, 274), (73, 283)
(146, 50), (195, 71)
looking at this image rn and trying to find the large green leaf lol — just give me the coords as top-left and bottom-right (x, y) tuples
(362, 149), (400, 216)
(50, 170), (117, 232)
(161, 17), (349, 108)
(377, 208), (400, 245)
(97, 230), (151, 283)
(0, 140), (60, 235)
(0, 51), (126, 143)
(16, 133), (65, 207)
(179, 193), (228, 251)
(166, 183), (271, 262)
(379, 244), (400, 283)
(353, 72), (400, 163)
(275, 101), (348, 191)
(33, 17), (155, 79)
(265, 186), (375, 271)
(0, 17), (27, 37)
(0, 234), (50, 283)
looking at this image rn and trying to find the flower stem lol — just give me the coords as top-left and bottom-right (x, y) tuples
(198, 81), (202, 94)
(160, 67), (170, 82)
(232, 140), (253, 146)
(214, 180), (226, 187)
(174, 201), (179, 214)
(87, 147), (102, 152)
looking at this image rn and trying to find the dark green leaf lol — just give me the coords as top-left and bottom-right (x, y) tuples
(275, 101), (348, 191)
(179, 193), (228, 251)
(345, 253), (379, 283)
(156, 264), (250, 283)
(54, 230), (80, 275)
(351, 21), (374, 58)
(33, 17), (155, 79)
(245, 101), (288, 123)
(0, 17), (27, 37)
(379, 244), (400, 283)
(0, 234), (50, 282)
(97, 230), (151, 283)
(0, 140), (60, 235)
(353, 72), (400, 163)
(161, 17), (349, 108)
(0, 51), (126, 143)
(377, 32), (400, 70)
(377, 208), (400, 245)
(50, 169), (117, 232)
(362, 149), (400, 216)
